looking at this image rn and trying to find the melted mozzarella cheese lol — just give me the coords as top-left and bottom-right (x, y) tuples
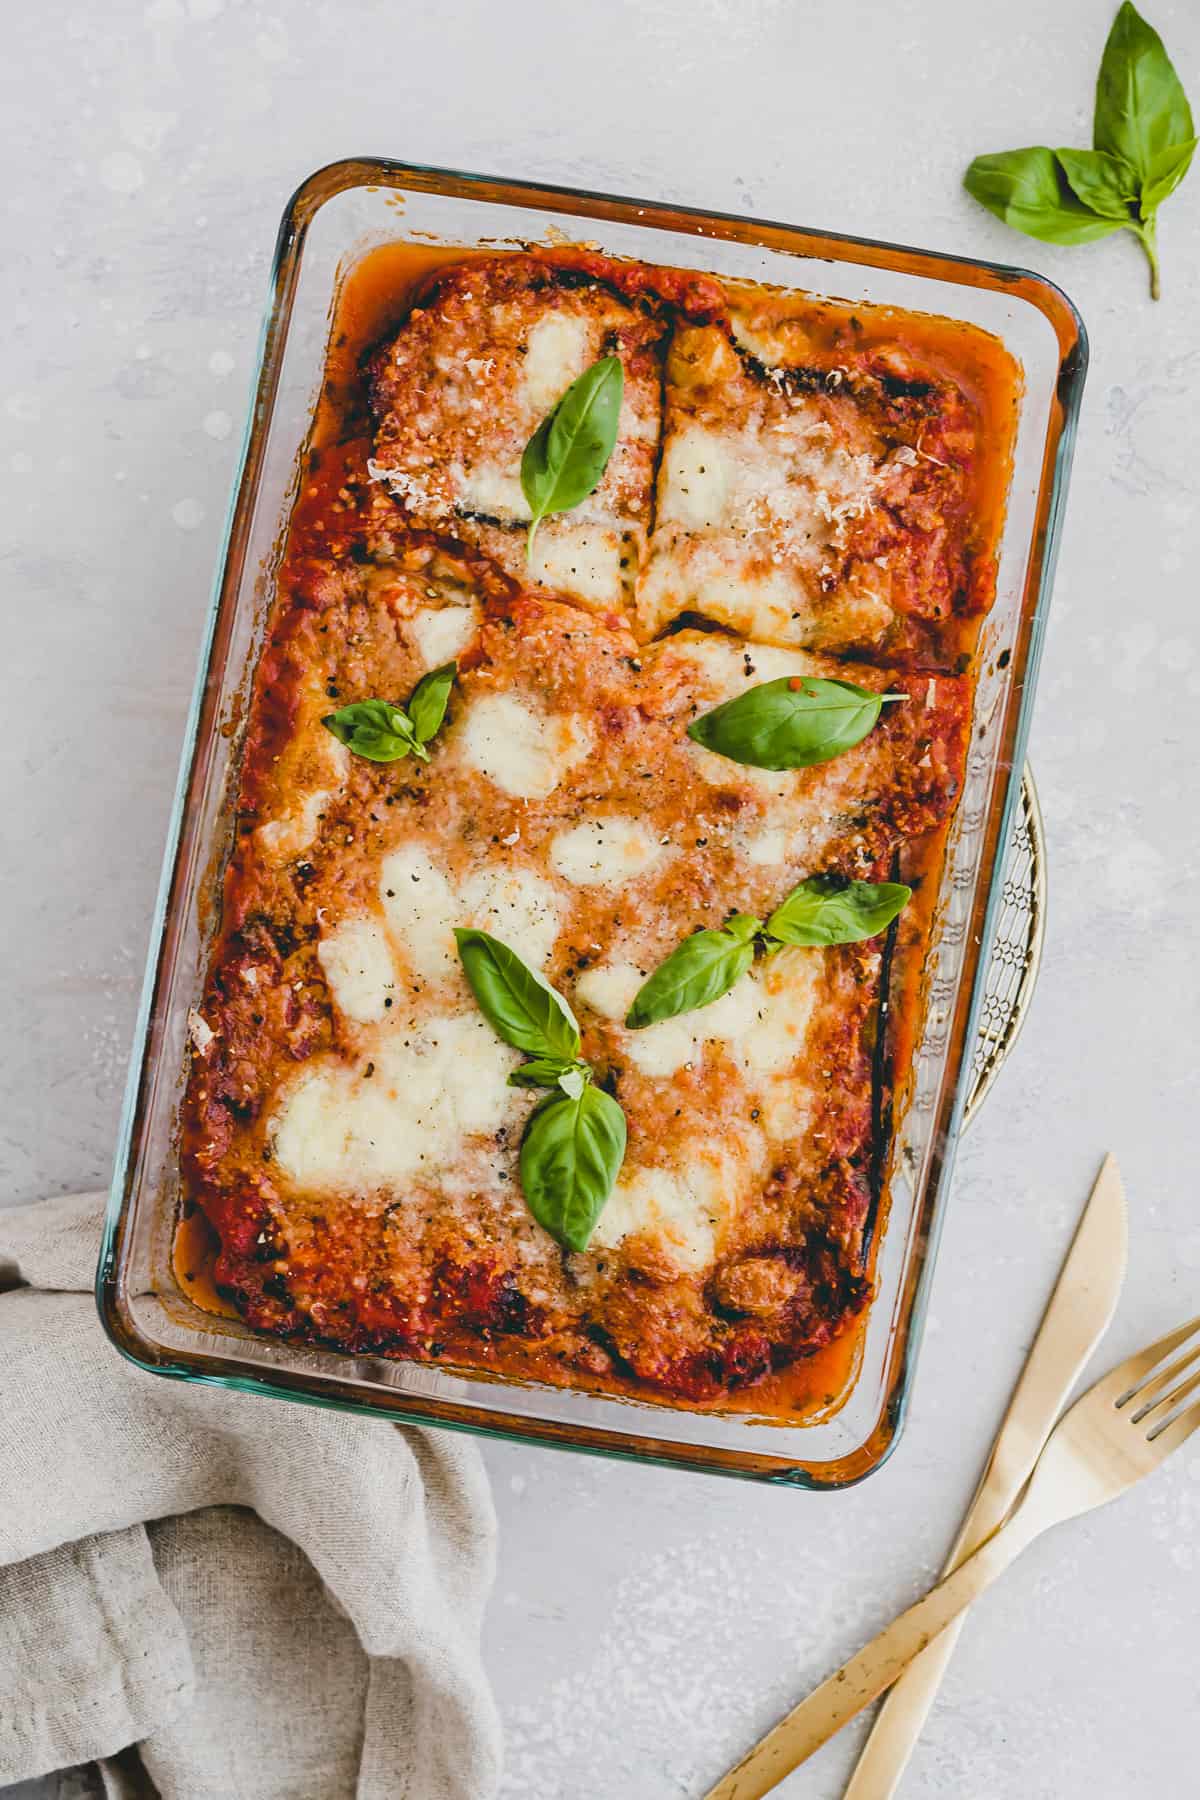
(591, 1152), (734, 1271)
(738, 947), (822, 1073)
(670, 633), (826, 698)
(409, 603), (480, 669)
(659, 424), (753, 531)
(577, 959), (761, 1078)
(642, 383), (897, 650)
(317, 919), (397, 1024)
(457, 461), (526, 522)
(590, 945), (820, 1081)
(743, 827), (789, 866)
(520, 312), (592, 412)
(641, 540), (893, 652)
(256, 733), (349, 861)
(256, 788), (335, 861)
(531, 525), (624, 603)
(659, 416), (877, 539)
(378, 845), (458, 980)
(549, 817), (669, 887)
(458, 864), (564, 969)
(271, 1012), (518, 1194)
(575, 962), (640, 1022)
(379, 843), (564, 981)
(577, 961), (695, 1076)
(458, 693), (593, 800)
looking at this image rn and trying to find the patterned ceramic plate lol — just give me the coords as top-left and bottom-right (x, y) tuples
(963, 766), (1046, 1127)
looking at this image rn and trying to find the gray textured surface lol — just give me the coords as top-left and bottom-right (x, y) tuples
(3, 2), (1199, 1796)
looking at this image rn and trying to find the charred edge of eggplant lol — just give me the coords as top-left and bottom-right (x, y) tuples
(859, 862), (901, 1274)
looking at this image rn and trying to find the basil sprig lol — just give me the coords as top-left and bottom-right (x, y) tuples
(520, 355), (624, 561)
(625, 877), (912, 1029)
(454, 928), (626, 1250)
(688, 675), (905, 771)
(322, 662), (457, 763)
(964, 4), (1194, 299)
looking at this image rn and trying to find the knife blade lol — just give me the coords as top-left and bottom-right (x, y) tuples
(840, 1152), (1128, 1800)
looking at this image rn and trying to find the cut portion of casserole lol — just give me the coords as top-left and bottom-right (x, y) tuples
(638, 301), (1001, 667)
(367, 256), (667, 612)
(183, 548), (971, 1404)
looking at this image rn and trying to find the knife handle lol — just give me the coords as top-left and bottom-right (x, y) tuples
(842, 1154), (1126, 1799)
(840, 1610), (968, 1799)
(705, 1502), (1046, 1800)
(841, 1444), (1024, 1799)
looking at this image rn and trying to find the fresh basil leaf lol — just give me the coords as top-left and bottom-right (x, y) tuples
(964, 146), (1125, 245)
(518, 1083), (627, 1253)
(687, 676), (903, 771)
(321, 699), (424, 763)
(965, 8), (1193, 299)
(626, 914), (760, 1028)
(1094, 2), (1194, 185)
(407, 660), (457, 744)
(764, 877), (912, 948)
(507, 1056), (584, 1091)
(454, 928), (580, 1061)
(520, 355), (624, 559)
(1055, 147), (1139, 219)
(1141, 133), (1197, 208)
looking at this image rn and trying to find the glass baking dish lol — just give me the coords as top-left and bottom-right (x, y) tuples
(97, 158), (1085, 1486)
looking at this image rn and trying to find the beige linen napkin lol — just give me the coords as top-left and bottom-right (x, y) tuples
(0, 1191), (502, 1800)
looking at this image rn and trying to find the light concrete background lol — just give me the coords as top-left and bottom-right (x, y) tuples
(3, 1), (1199, 1795)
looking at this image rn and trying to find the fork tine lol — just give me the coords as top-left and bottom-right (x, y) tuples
(1113, 1315), (1200, 1408)
(1146, 1394), (1200, 1455)
(1129, 1341), (1200, 1421)
(1138, 1361), (1200, 1429)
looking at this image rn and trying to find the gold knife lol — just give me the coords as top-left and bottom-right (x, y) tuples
(705, 1154), (1127, 1800)
(842, 1153), (1127, 1799)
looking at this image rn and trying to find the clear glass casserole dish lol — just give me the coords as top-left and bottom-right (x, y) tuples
(97, 158), (1085, 1487)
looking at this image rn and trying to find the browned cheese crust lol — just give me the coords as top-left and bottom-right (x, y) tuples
(367, 257), (668, 611)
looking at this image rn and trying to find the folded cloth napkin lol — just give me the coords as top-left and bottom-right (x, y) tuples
(0, 1191), (502, 1800)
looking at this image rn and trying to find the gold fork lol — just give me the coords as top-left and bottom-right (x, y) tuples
(706, 1313), (1200, 1800)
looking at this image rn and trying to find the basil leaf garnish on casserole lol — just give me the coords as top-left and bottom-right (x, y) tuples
(405, 660), (458, 744)
(518, 1083), (627, 1254)
(625, 915), (760, 1029)
(322, 698), (425, 763)
(520, 354), (624, 559)
(626, 881), (912, 1027)
(322, 662), (458, 763)
(687, 675), (905, 770)
(506, 1056), (591, 1094)
(765, 876), (912, 948)
(455, 929), (626, 1251)
(454, 928), (581, 1061)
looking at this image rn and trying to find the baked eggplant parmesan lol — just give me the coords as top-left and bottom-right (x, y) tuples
(180, 248), (1018, 1414)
